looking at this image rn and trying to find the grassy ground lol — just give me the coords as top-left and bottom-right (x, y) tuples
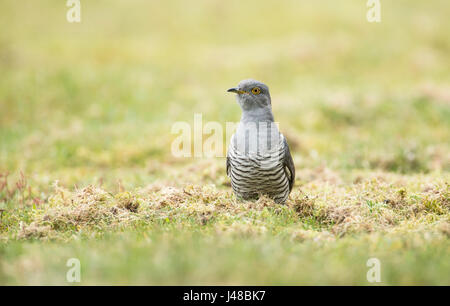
(0, 0), (449, 285)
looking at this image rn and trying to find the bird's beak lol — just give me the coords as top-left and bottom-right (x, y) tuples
(227, 87), (246, 94)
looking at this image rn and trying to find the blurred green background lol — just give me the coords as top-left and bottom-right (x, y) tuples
(1, 0), (449, 183)
(0, 0), (449, 285)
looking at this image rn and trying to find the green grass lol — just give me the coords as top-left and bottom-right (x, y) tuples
(0, 0), (449, 285)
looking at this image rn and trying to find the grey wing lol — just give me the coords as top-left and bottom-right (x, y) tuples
(282, 136), (295, 192)
(226, 153), (231, 177)
(226, 135), (234, 177)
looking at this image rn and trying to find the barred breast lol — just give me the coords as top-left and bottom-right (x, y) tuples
(226, 133), (292, 204)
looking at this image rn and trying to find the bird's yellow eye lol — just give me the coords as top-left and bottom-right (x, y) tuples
(251, 87), (261, 95)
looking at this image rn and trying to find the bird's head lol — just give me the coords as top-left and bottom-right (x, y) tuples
(227, 79), (271, 112)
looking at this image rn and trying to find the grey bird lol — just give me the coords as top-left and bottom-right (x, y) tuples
(226, 79), (295, 204)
